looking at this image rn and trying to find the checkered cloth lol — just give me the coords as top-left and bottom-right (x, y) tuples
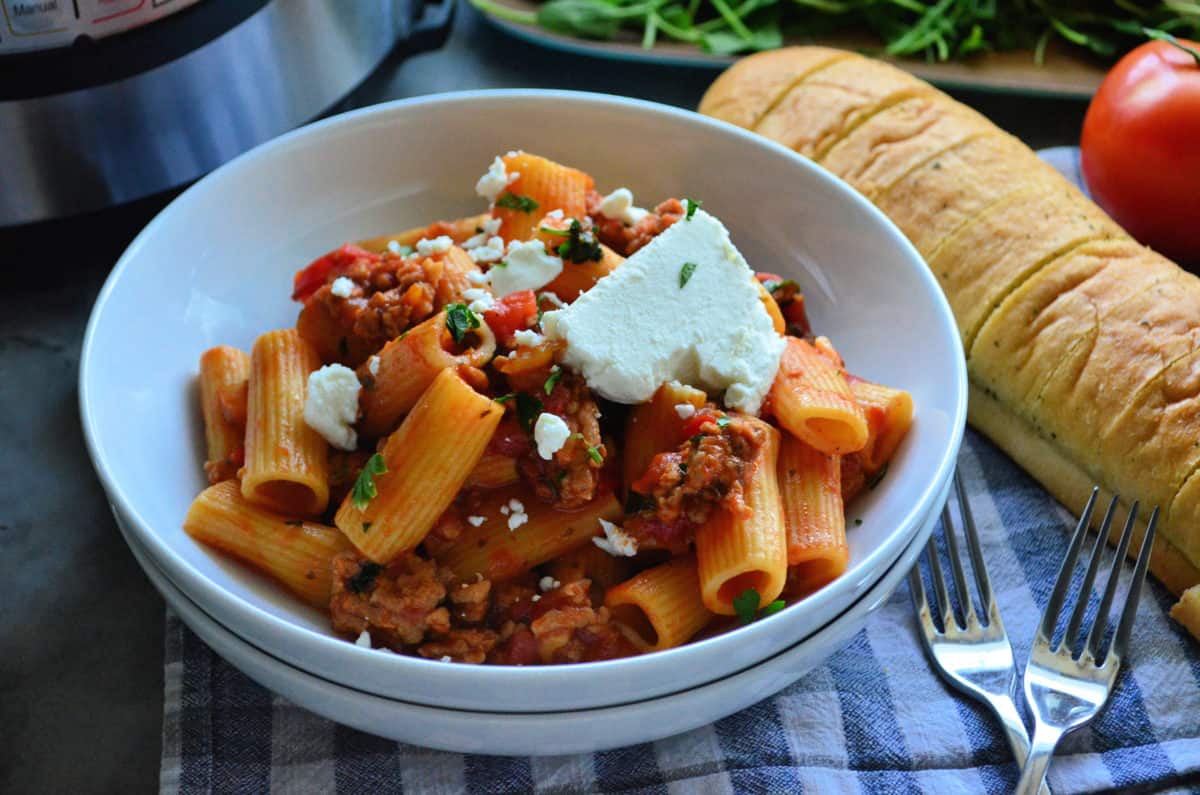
(160, 150), (1200, 793)
(159, 429), (1200, 794)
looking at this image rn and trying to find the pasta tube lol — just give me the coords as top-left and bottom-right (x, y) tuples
(184, 480), (350, 608)
(242, 329), (329, 516)
(357, 308), (496, 439)
(541, 243), (624, 303)
(696, 420), (787, 615)
(494, 153), (593, 242)
(434, 487), (622, 582)
(336, 368), (503, 563)
(546, 542), (632, 591)
(198, 345), (250, 484)
(850, 377), (914, 473)
(769, 336), (868, 455)
(623, 381), (708, 496)
(464, 450), (520, 489)
(605, 555), (712, 652)
(778, 434), (848, 592)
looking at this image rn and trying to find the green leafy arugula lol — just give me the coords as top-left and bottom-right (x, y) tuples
(445, 303), (481, 343)
(351, 454), (388, 511)
(733, 587), (787, 625)
(495, 192), (539, 213)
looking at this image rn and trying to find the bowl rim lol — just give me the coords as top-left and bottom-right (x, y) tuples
(80, 88), (968, 692)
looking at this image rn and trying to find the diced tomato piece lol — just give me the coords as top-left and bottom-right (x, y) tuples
(755, 271), (784, 284)
(483, 290), (538, 343)
(679, 408), (723, 440)
(291, 243), (379, 301)
(631, 450), (686, 495)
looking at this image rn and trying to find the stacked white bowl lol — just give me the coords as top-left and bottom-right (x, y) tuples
(81, 91), (967, 755)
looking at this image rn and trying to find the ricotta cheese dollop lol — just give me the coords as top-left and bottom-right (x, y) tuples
(542, 208), (784, 414)
(303, 363), (361, 451)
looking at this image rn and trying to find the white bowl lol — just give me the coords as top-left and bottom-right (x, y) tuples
(80, 90), (967, 713)
(115, 488), (940, 755)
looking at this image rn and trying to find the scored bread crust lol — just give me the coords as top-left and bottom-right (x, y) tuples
(699, 47), (1200, 597)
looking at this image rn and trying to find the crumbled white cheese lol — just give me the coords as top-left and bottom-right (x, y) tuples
(367, 355), (380, 377)
(440, 655), (452, 663)
(416, 236), (453, 256)
(475, 156), (509, 202)
(467, 270), (492, 285)
(467, 515), (487, 527)
(533, 413), (571, 460)
(387, 240), (403, 255)
(330, 276), (355, 298)
(538, 291), (566, 309)
(463, 218), (504, 250)
(507, 511), (528, 531)
(674, 403), (697, 419)
(463, 287), (496, 314)
(545, 209), (564, 220)
(593, 518), (639, 557)
(538, 576), (561, 592)
(303, 364), (361, 451)
(500, 505), (510, 516)
(543, 208), (784, 414)
(488, 240), (563, 297)
(512, 329), (545, 347)
(508, 498), (525, 513)
(531, 594), (541, 602)
(469, 237), (506, 264)
(597, 188), (649, 226)
(356, 631), (372, 648)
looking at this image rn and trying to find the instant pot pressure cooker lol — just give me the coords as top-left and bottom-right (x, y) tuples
(0, 0), (452, 226)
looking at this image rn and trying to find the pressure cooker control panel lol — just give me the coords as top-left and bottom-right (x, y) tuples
(0, 0), (203, 54)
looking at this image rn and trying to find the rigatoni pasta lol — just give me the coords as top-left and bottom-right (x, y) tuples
(184, 150), (914, 665)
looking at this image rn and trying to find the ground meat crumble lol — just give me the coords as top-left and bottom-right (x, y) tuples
(587, 194), (685, 257)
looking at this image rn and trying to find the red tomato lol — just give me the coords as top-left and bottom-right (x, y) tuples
(291, 244), (379, 301)
(679, 408), (723, 439)
(483, 290), (538, 342)
(1081, 39), (1200, 264)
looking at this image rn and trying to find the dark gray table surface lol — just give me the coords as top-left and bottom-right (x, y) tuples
(0, 5), (1089, 792)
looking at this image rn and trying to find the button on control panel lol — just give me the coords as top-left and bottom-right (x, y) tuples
(0, 0), (200, 54)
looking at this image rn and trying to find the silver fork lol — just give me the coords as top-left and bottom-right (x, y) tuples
(909, 471), (1049, 794)
(1015, 490), (1158, 795)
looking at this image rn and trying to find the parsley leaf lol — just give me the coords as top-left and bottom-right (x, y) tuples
(555, 219), (602, 264)
(516, 393), (543, 434)
(760, 600), (786, 618)
(867, 462), (890, 491)
(733, 588), (760, 625)
(445, 303), (481, 343)
(283, 519), (304, 527)
(586, 445), (604, 464)
(679, 261), (698, 288)
(362, 521), (372, 533)
(716, 416), (731, 429)
(624, 491), (654, 515)
(495, 192), (539, 213)
(763, 278), (800, 296)
(543, 368), (563, 395)
(346, 561), (383, 594)
(493, 393), (515, 403)
(685, 198), (701, 220)
(351, 453), (388, 511)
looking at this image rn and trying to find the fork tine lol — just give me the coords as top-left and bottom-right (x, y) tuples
(1039, 487), (1100, 639)
(1085, 502), (1140, 660)
(1062, 496), (1121, 652)
(908, 565), (934, 637)
(1111, 507), (1158, 660)
(942, 477), (977, 624)
(954, 470), (994, 617)
(928, 510), (958, 630)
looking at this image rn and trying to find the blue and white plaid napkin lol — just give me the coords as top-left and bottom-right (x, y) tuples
(159, 429), (1200, 794)
(159, 150), (1200, 793)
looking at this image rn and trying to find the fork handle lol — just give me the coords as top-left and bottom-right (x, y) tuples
(990, 697), (1052, 795)
(1015, 724), (1064, 795)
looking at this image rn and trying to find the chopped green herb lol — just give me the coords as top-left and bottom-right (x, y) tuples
(539, 224), (571, 237)
(493, 259), (508, 268)
(760, 600), (786, 618)
(678, 462), (688, 475)
(854, 518), (863, 527)
(495, 192), (539, 213)
(351, 453), (388, 511)
(284, 519), (304, 527)
(362, 522), (372, 533)
(537, 306), (544, 325)
(679, 261), (698, 288)
(555, 219), (602, 264)
(586, 445), (604, 465)
(716, 416), (731, 429)
(338, 337), (349, 358)
(867, 462), (890, 491)
(543, 368), (563, 395)
(624, 491), (654, 515)
(733, 588), (760, 625)
(445, 303), (481, 343)
(346, 561), (383, 594)
(763, 278), (800, 296)
(494, 393), (515, 403)
(516, 393), (543, 434)
(689, 433), (705, 445)
(555, 469), (569, 484)
(684, 198), (701, 221)
(395, 244), (415, 257)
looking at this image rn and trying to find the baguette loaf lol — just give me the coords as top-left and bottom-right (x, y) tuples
(700, 47), (1200, 608)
